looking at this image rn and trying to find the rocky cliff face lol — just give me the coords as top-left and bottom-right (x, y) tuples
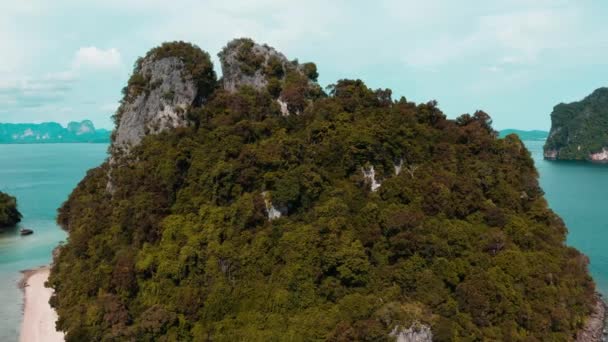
(219, 38), (321, 115)
(389, 322), (433, 342)
(112, 57), (197, 154)
(110, 39), (319, 157)
(544, 87), (608, 161)
(106, 42), (217, 191)
(219, 38), (286, 93)
(576, 294), (606, 342)
(590, 148), (608, 162)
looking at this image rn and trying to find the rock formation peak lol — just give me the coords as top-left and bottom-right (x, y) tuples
(111, 41), (217, 155)
(219, 38), (322, 115)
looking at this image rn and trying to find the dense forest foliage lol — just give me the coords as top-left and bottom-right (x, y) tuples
(544, 87), (608, 160)
(50, 42), (596, 341)
(0, 191), (21, 228)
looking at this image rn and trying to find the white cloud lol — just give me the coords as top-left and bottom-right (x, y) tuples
(73, 47), (122, 70)
(392, 2), (602, 70)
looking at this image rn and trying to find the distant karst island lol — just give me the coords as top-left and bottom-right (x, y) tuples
(544, 87), (608, 162)
(0, 120), (110, 144)
(498, 129), (548, 141)
(0, 191), (21, 228)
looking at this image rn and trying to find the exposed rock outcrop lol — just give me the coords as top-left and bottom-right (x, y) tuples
(544, 148), (558, 160)
(576, 294), (607, 342)
(219, 38), (287, 93)
(112, 57), (196, 153)
(262, 191), (286, 221)
(590, 148), (608, 163)
(107, 42), (217, 191)
(389, 322), (433, 342)
(111, 42), (216, 156)
(394, 159), (404, 176)
(219, 38), (315, 92)
(219, 38), (322, 115)
(362, 165), (382, 192)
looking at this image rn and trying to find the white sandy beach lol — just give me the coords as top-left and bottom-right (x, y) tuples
(19, 267), (64, 342)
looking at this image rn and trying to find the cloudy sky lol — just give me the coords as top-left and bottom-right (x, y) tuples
(1, 1), (608, 130)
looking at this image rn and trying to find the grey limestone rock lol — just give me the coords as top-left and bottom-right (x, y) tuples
(219, 38), (292, 93)
(112, 57), (197, 154)
(389, 322), (433, 342)
(218, 38), (321, 115)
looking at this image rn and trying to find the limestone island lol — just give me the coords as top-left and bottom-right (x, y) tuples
(0, 191), (22, 229)
(47, 39), (605, 341)
(544, 87), (608, 162)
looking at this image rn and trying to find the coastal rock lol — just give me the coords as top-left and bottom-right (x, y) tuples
(544, 148), (558, 160)
(389, 322), (433, 342)
(589, 148), (608, 162)
(576, 294), (606, 342)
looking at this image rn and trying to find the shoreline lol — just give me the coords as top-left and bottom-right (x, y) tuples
(577, 293), (608, 342)
(19, 266), (64, 342)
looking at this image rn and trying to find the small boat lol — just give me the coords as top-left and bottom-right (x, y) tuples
(20, 229), (34, 236)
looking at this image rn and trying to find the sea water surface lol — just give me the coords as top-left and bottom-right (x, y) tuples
(0, 141), (607, 339)
(0, 144), (107, 342)
(525, 140), (608, 295)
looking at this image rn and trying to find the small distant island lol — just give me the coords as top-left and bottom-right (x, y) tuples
(0, 191), (22, 228)
(0, 120), (110, 144)
(499, 129), (548, 141)
(544, 87), (608, 161)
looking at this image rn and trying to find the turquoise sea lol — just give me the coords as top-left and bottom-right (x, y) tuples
(526, 140), (608, 294)
(0, 141), (607, 340)
(0, 144), (108, 342)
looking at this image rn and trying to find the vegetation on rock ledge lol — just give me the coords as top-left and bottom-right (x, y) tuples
(50, 40), (596, 341)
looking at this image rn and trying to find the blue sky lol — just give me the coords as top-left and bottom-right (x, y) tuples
(1, 1), (608, 130)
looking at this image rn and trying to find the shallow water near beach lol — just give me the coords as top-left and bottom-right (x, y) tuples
(0, 144), (107, 342)
(0, 141), (607, 340)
